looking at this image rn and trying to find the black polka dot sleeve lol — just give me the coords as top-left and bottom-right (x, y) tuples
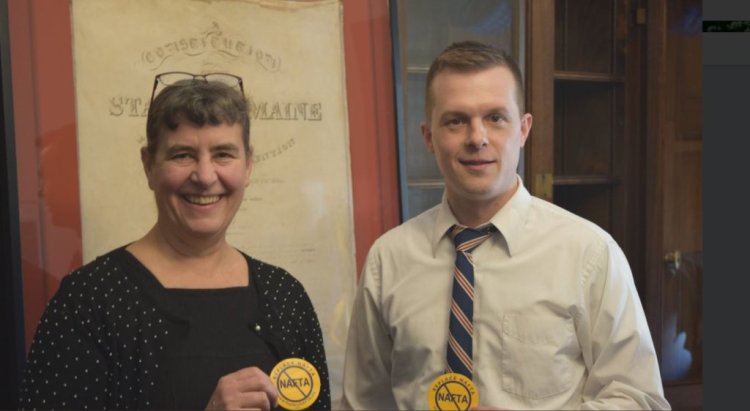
(254, 261), (331, 411)
(19, 273), (110, 409)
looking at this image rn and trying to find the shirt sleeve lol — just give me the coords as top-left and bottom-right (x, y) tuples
(340, 245), (398, 410)
(578, 239), (671, 410)
(19, 275), (110, 410)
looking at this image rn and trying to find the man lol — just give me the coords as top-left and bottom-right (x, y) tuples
(340, 41), (669, 410)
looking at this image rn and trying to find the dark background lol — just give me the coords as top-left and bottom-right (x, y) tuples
(1, 0), (26, 408)
(703, 1), (750, 410)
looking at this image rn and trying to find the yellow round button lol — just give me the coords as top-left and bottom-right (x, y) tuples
(427, 373), (478, 411)
(270, 358), (321, 410)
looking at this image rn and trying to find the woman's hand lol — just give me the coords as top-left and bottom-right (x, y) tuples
(205, 366), (278, 411)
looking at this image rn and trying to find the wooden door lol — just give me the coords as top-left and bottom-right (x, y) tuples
(645, 0), (703, 409)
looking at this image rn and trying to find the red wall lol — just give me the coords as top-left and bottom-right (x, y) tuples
(343, 0), (401, 277)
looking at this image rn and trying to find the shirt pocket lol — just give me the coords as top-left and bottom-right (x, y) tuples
(500, 313), (577, 399)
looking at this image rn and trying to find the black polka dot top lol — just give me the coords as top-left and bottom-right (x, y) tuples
(19, 246), (331, 410)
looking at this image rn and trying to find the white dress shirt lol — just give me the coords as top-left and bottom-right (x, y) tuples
(341, 178), (670, 410)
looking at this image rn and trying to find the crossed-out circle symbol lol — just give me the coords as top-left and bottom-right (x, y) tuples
(277, 365), (314, 403)
(434, 381), (473, 411)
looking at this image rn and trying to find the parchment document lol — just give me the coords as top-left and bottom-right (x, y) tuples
(71, 0), (354, 401)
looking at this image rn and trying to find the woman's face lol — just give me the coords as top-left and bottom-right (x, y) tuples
(141, 121), (252, 242)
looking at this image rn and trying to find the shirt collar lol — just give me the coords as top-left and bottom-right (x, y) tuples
(431, 175), (532, 257)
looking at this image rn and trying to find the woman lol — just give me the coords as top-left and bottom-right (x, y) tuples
(19, 72), (330, 410)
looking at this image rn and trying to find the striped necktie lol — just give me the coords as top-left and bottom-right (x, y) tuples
(447, 224), (496, 379)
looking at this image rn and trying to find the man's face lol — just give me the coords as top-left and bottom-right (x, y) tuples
(422, 66), (532, 209)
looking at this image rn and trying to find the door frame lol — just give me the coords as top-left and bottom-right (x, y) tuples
(644, 0), (703, 408)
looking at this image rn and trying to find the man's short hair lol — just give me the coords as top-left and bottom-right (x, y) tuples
(424, 40), (525, 119)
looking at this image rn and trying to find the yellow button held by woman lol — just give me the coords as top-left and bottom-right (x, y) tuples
(271, 357), (322, 410)
(18, 71), (331, 410)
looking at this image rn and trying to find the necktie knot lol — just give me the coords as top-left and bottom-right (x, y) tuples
(451, 224), (496, 253)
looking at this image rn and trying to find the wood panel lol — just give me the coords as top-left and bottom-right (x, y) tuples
(645, 0), (703, 407)
(549, 0), (627, 260)
(524, 0), (555, 200)
(537, 0), (643, 281)
(555, 0), (615, 73)
(554, 184), (612, 232)
(554, 81), (614, 175)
